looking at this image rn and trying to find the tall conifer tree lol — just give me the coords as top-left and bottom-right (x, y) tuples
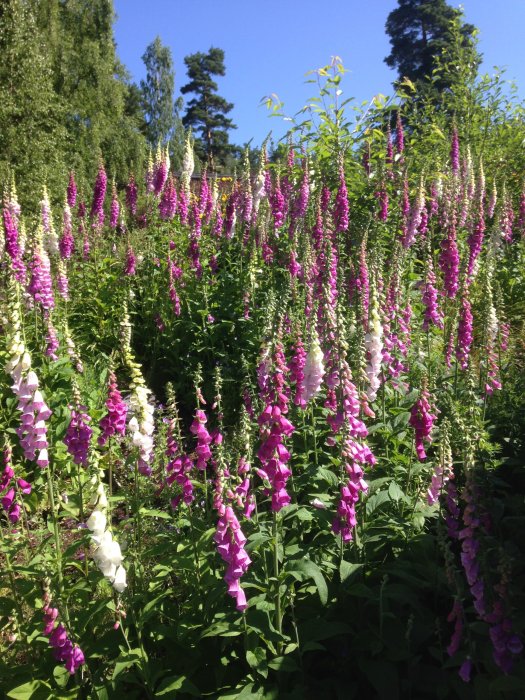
(181, 48), (237, 169)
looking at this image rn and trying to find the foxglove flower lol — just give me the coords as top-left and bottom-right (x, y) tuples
(87, 480), (127, 593)
(59, 202), (74, 259)
(303, 335), (325, 403)
(98, 372), (128, 445)
(456, 294), (473, 371)
(334, 166), (349, 232)
(64, 406), (92, 466)
(409, 382), (436, 461)
(439, 215), (460, 298)
(126, 174), (138, 216)
(422, 257), (443, 331)
(42, 600), (84, 674)
(67, 172), (77, 208)
(109, 185), (119, 229)
(91, 162), (107, 223)
(365, 292), (383, 401)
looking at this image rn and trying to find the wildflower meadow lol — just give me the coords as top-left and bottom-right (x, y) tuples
(1, 53), (525, 699)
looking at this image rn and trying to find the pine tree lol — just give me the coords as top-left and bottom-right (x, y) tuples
(181, 48), (237, 169)
(384, 0), (480, 91)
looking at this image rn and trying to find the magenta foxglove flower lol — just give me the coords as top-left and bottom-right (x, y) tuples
(289, 336), (307, 408)
(99, 372), (127, 445)
(190, 408), (212, 471)
(126, 174), (138, 216)
(67, 172), (77, 208)
(256, 341), (295, 512)
(2, 206), (27, 284)
(422, 257), (443, 331)
(109, 187), (119, 229)
(409, 383), (436, 461)
(64, 406), (92, 466)
(332, 359), (375, 542)
(214, 505), (251, 611)
(91, 163), (107, 222)
(439, 216), (460, 298)
(456, 295), (473, 371)
(42, 604), (84, 674)
(59, 203), (74, 259)
(395, 111), (404, 154)
(450, 128), (460, 175)
(159, 175), (177, 220)
(334, 167), (349, 232)
(124, 247), (136, 276)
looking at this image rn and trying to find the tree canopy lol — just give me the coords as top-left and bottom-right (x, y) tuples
(384, 0), (480, 92)
(181, 47), (237, 169)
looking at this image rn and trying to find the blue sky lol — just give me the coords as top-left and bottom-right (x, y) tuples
(114, 0), (525, 147)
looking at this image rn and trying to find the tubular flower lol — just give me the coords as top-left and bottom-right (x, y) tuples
(409, 382), (437, 461)
(64, 406), (92, 467)
(303, 334), (325, 403)
(166, 404), (194, 508)
(91, 162), (107, 223)
(422, 257), (443, 331)
(256, 341), (295, 512)
(439, 214), (460, 298)
(59, 201), (75, 259)
(5, 277), (51, 467)
(2, 203), (27, 283)
(121, 308), (155, 476)
(42, 594), (85, 674)
(402, 179), (425, 249)
(450, 128), (460, 175)
(0, 445), (31, 524)
(98, 372), (128, 446)
(41, 187), (59, 256)
(364, 290), (383, 401)
(427, 423), (453, 505)
(333, 166), (349, 232)
(28, 226), (55, 312)
(153, 146), (169, 197)
(332, 359), (375, 542)
(456, 294), (473, 371)
(159, 174), (177, 220)
(109, 185), (119, 229)
(126, 174), (138, 216)
(87, 478), (127, 593)
(190, 408), (213, 471)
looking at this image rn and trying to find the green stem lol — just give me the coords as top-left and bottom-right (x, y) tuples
(272, 513), (282, 641)
(0, 522), (27, 645)
(46, 463), (70, 626)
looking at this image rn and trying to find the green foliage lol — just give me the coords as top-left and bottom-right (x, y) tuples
(384, 0), (481, 97)
(1, 14), (525, 700)
(181, 47), (238, 170)
(139, 36), (184, 167)
(0, 0), (67, 206)
(0, 0), (146, 208)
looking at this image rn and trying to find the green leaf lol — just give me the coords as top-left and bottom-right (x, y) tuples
(366, 490), (391, 515)
(139, 508), (171, 520)
(52, 665), (69, 689)
(200, 621), (242, 639)
(294, 560), (328, 605)
(388, 482), (405, 502)
(340, 561), (363, 584)
(6, 680), (52, 699)
(267, 655), (300, 672)
(155, 675), (200, 697)
(112, 649), (143, 681)
(246, 647), (268, 679)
